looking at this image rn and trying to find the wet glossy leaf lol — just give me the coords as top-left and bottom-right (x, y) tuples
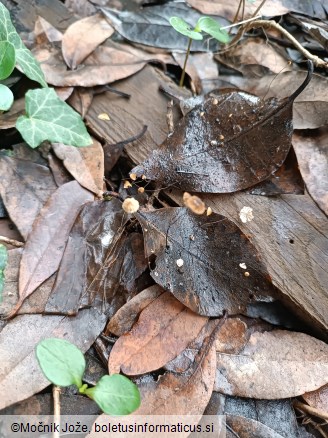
(131, 64), (313, 193)
(16, 88), (92, 148)
(101, 3), (221, 51)
(197, 17), (230, 43)
(169, 17), (203, 40)
(86, 374), (140, 415)
(36, 338), (85, 388)
(108, 292), (208, 375)
(0, 2), (47, 87)
(0, 41), (15, 80)
(0, 84), (13, 111)
(137, 207), (278, 316)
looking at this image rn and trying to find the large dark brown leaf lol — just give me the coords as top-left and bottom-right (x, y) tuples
(131, 63), (313, 193)
(137, 207), (278, 316)
(15, 181), (93, 314)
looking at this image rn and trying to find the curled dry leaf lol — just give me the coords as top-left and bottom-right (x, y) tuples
(0, 308), (106, 410)
(108, 291), (208, 375)
(215, 330), (328, 399)
(105, 284), (164, 337)
(0, 154), (57, 240)
(131, 63), (313, 193)
(292, 129), (328, 215)
(137, 207), (278, 317)
(62, 13), (114, 69)
(14, 181), (93, 314)
(52, 138), (104, 196)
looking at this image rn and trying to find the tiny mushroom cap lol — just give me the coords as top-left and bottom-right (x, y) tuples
(183, 192), (206, 215)
(122, 197), (139, 214)
(239, 206), (254, 223)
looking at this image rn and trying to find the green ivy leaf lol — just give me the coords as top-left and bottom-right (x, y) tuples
(86, 375), (141, 415)
(0, 83), (13, 110)
(196, 17), (231, 43)
(36, 338), (86, 388)
(0, 40), (15, 80)
(169, 17), (203, 40)
(0, 2), (47, 87)
(0, 244), (8, 303)
(16, 88), (92, 148)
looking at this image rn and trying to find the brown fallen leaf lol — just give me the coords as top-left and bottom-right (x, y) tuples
(52, 138), (104, 196)
(215, 330), (328, 398)
(226, 415), (285, 438)
(108, 291), (208, 375)
(0, 248), (55, 316)
(0, 98), (25, 129)
(62, 13), (114, 69)
(35, 41), (172, 87)
(0, 308), (106, 410)
(105, 284), (164, 337)
(0, 154), (57, 240)
(67, 87), (94, 118)
(65, 0), (97, 18)
(292, 129), (328, 215)
(216, 38), (291, 76)
(14, 181), (93, 314)
(34, 16), (63, 45)
(303, 384), (328, 413)
(55, 86), (74, 101)
(137, 207), (278, 317)
(131, 63), (313, 193)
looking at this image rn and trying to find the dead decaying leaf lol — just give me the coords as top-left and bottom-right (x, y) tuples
(0, 154), (57, 240)
(0, 309), (106, 410)
(33, 16), (63, 45)
(131, 65), (312, 193)
(216, 38), (291, 76)
(303, 384), (328, 413)
(205, 392), (302, 438)
(0, 249), (55, 316)
(137, 207), (278, 317)
(227, 69), (328, 129)
(186, 0), (327, 21)
(108, 291), (208, 375)
(67, 87), (94, 118)
(105, 284), (164, 337)
(0, 98), (25, 129)
(215, 330), (328, 399)
(292, 129), (328, 215)
(226, 415), (285, 438)
(34, 41), (172, 87)
(65, 0), (97, 18)
(52, 138), (104, 196)
(15, 181), (93, 313)
(61, 13), (114, 69)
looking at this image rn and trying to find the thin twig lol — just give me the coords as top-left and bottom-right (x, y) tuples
(166, 99), (174, 134)
(0, 236), (24, 247)
(221, 15), (262, 30)
(251, 0), (268, 18)
(294, 400), (328, 422)
(53, 385), (61, 438)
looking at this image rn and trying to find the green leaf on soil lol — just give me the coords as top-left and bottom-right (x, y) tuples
(0, 2), (47, 87)
(0, 40), (15, 80)
(196, 17), (231, 43)
(16, 88), (92, 148)
(85, 374), (141, 415)
(0, 83), (13, 110)
(169, 17), (203, 40)
(36, 338), (86, 388)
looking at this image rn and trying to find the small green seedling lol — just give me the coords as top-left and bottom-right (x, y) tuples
(0, 244), (8, 303)
(36, 338), (141, 415)
(0, 2), (92, 148)
(169, 16), (231, 87)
